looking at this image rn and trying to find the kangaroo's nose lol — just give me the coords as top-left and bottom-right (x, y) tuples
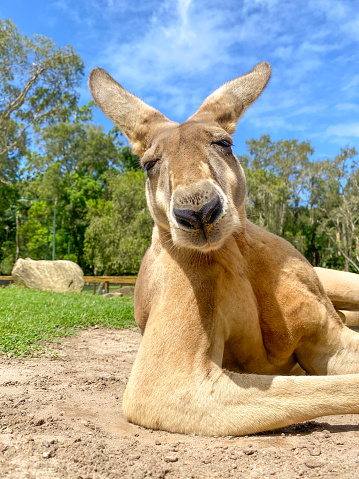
(173, 195), (222, 230)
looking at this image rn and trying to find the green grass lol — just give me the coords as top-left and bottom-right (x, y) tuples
(0, 286), (135, 356)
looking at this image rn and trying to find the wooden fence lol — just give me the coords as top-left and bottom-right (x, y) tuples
(0, 275), (137, 293)
(84, 276), (136, 293)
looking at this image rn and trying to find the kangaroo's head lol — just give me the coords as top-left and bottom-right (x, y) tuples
(89, 63), (271, 252)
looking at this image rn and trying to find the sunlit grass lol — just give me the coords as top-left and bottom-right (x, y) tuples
(0, 286), (135, 356)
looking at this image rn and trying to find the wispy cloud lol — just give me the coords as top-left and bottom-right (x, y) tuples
(326, 123), (359, 139)
(335, 103), (359, 112)
(343, 75), (359, 91)
(250, 115), (308, 132)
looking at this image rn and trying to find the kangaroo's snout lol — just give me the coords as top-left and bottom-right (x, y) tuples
(169, 179), (236, 250)
(173, 195), (222, 230)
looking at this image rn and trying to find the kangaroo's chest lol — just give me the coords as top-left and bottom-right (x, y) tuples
(216, 268), (302, 375)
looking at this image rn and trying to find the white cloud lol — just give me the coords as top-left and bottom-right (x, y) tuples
(93, 0), (242, 118)
(272, 46), (294, 61)
(287, 105), (326, 117)
(86, 1), (303, 118)
(250, 115), (308, 132)
(346, 15), (359, 41)
(335, 103), (359, 112)
(343, 75), (359, 91)
(309, 0), (349, 20)
(326, 123), (359, 138)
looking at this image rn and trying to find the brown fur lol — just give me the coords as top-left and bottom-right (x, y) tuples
(89, 63), (359, 436)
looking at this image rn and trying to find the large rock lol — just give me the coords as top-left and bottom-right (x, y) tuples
(11, 258), (84, 293)
(118, 286), (135, 297)
(102, 292), (124, 298)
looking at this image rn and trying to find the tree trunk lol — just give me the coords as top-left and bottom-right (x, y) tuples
(15, 214), (20, 261)
(343, 222), (349, 272)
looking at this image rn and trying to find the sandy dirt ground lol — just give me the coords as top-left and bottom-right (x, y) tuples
(1, 327), (359, 479)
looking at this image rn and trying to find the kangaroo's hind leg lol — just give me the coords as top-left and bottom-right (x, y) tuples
(295, 308), (359, 375)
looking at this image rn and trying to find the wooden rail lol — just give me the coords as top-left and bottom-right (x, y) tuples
(0, 275), (137, 293)
(84, 276), (136, 284)
(83, 276), (137, 293)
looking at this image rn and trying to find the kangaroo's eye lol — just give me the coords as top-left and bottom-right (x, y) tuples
(143, 160), (159, 172)
(213, 139), (232, 148)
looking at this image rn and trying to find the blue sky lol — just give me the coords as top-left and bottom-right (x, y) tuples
(2, 0), (359, 159)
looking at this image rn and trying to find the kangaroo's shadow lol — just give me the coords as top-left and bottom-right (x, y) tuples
(256, 420), (359, 437)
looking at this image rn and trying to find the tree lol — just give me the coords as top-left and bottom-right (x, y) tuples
(0, 19), (146, 273)
(0, 182), (19, 273)
(0, 19), (84, 184)
(239, 135), (314, 237)
(120, 145), (141, 171)
(19, 104), (131, 270)
(316, 147), (359, 272)
(239, 135), (359, 272)
(84, 170), (153, 275)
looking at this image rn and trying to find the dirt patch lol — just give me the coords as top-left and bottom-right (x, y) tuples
(1, 328), (359, 478)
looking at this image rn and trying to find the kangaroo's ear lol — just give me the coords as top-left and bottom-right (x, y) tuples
(189, 62), (271, 134)
(89, 68), (174, 156)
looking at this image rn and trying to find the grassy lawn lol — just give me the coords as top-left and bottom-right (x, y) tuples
(0, 286), (135, 356)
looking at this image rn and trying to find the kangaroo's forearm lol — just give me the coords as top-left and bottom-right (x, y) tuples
(217, 370), (359, 436)
(123, 364), (359, 437)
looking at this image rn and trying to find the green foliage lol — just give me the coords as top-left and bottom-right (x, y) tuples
(243, 167), (291, 235)
(84, 170), (153, 274)
(0, 286), (135, 356)
(240, 136), (359, 272)
(1, 89), (141, 273)
(0, 17), (89, 272)
(314, 148), (359, 271)
(0, 19), (84, 184)
(17, 106), (137, 271)
(120, 145), (141, 171)
(0, 182), (19, 273)
(240, 135), (314, 235)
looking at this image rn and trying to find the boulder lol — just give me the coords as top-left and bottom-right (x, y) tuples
(102, 292), (124, 298)
(118, 286), (135, 297)
(11, 258), (84, 293)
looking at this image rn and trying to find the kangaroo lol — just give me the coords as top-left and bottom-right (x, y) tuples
(89, 63), (359, 436)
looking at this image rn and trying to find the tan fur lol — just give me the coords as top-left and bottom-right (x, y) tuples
(337, 310), (359, 326)
(89, 63), (359, 436)
(314, 267), (359, 311)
